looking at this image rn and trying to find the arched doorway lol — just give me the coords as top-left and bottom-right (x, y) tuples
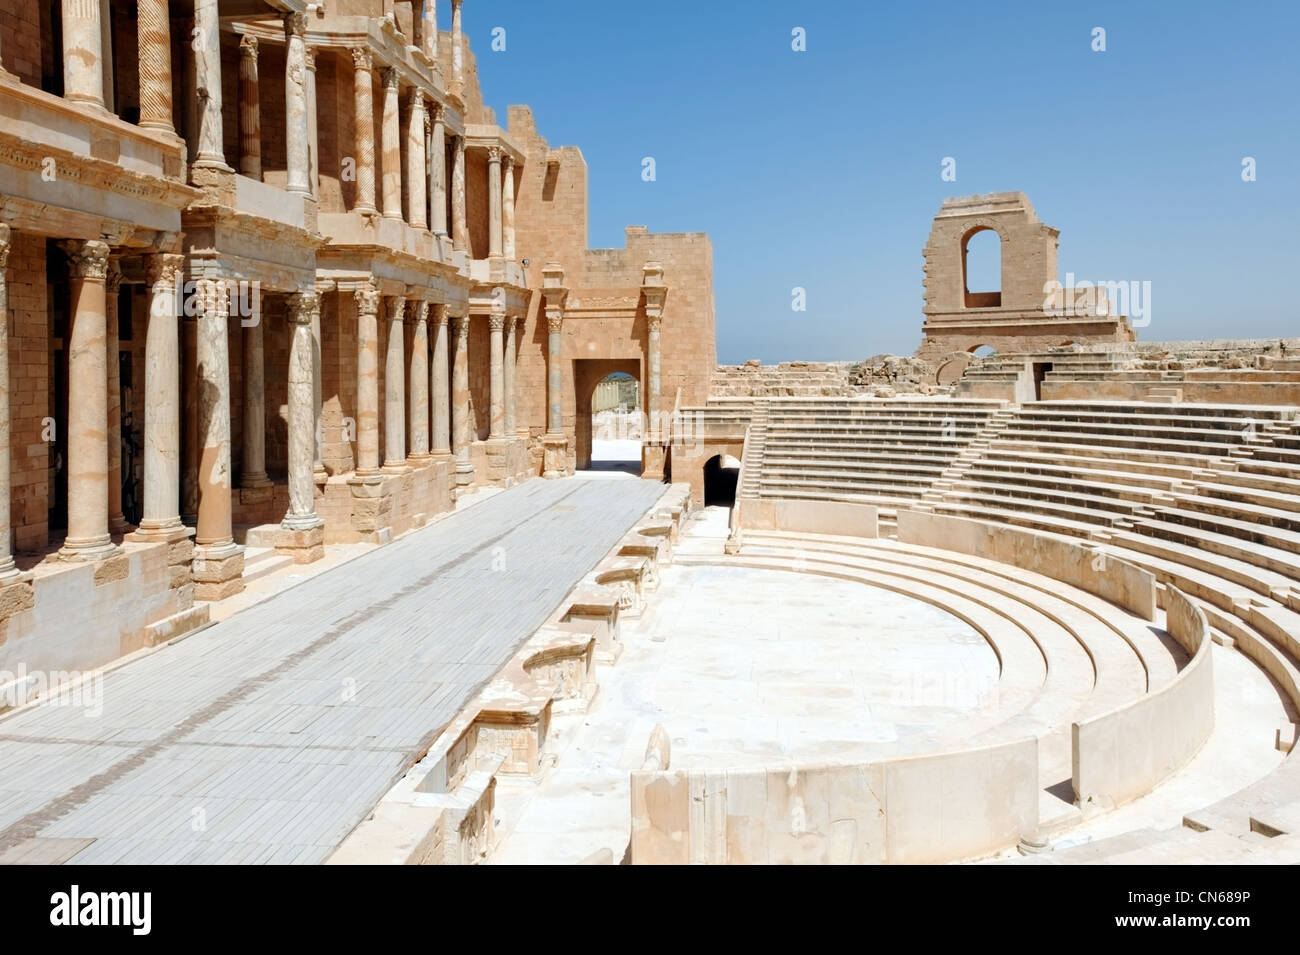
(574, 360), (643, 474)
(703, 453), (740, 507)
(962, 227), (1002, 308)
(969, 344), (998, 358)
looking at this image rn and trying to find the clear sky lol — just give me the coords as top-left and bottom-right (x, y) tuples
(466, 0), (1299, 364)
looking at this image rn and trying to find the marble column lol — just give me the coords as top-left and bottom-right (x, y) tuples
(137, 0), (174, 133)
(193, 279), (243, 597)
(284, 13), (311, 196)
(351, 49), (378, 214)
(380, 69), (402, 220)
(305, 47), (319, 197)
(451, 135), (468, 251)
(502, 156), (516, 260)
(488, 312), (505, 439)
(99, 0), (114, 109)
(429, 305), (451, 456)
(62, 0), (105, 108)
(382, 296), (407, 469)
(354, 286), (381, 476)
(450, 313), (474, 489)
(504, 315), (518, 436)
(430, 104), (448, 236)
(422, 0), (438, 61)
(193, 0), (228, 169)
(545, 313), (563, 436)
(237, 35), (262, 179)
(487, 147), (503, 258)
(105, 260), (128, 533)
(58, 240), (116, 559)
(408, 301), (430, 461)
(135, 253), (186, 541)
(240, 306), (269, 490)
(181, 310), (199, 523)
(282, 293), (323, 533)
(641, 265), (668, 479)
(311, 293), (325, 481)
(0, 227), (19, 579)
(451, 0), (463, 92)
(406, 91), (428, 229)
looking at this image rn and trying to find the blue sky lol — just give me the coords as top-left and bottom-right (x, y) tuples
(467, 0), (1299, 363)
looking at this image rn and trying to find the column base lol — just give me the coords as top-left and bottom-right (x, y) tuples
(57, 535), (119, 562)
(108, 515), (136, 535)
(642, 444), (666, 482)
(127, 522), (195, 591)
(348, 473), (393, 543)
(273, 521), (325, 564)
(542, 434), (569, 479)
(191, 540), (245, 601)
(406, 452), (434, 467)
(313, 465), (329, 485)
(240, 483), (275, 505)
(382, 461), (412, 475)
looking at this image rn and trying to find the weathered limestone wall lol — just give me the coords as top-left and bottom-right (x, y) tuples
(740, 498), (879, 538)
(1, 0), (43, 88)
(629, 736), (1039, 864)
(712, 356), (947, 398)
(1072, 587), (1215, 811)
(7, 232), (48, 551)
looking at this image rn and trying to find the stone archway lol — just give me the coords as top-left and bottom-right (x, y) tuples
(573, 358), (642, 472)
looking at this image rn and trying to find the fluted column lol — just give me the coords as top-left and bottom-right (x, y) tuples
(354, 286), (381, 476)
(305, 47), (319, 197)
(58, 240), (116, 559)
(193, 0), (228, 169)
(451, 0), (464, 92)
(422, 0), (438, 61)
(240, 309), (269, 489)
(430, 305), (451, 455)
(237, 35), (261, 178)
(105, 260), (128, 533)
(194, 280), (239, 555)
(136, 253), (186, 541)
(380, 69), (402, 219)
(502, 156), (516, 260)
(408, 301), (431, 461)
(451, 135), (468, 251)
(383, 296), (407, 469)
(283, 293), (323, 530)
(504, 315), (518, 436)
(0, 227), (18, 579)
(487, 147), (503, 258)
(351, 49), (378, 214)
(406, 91), (428, 228)
(488, 312), (505, 439)
(137, 0), (174, 132)
(430, 104), (448, 236)
(450, 313), (474, 489)
(62, 0), (105, 108)
(284, 13), (311, 196)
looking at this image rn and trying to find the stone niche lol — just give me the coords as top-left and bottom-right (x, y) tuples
(917, 191), (1135, 358)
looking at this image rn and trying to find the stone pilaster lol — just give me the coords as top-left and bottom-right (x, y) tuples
(380, 69), (403, 220)
(504, 315), (518, 436)
(62, 0), (105, 108)
(137, 0), (174, 132)
(354, 285), (382, 476)
(351, 49), (378, 214)
(450, 313), (475, 491)
(192, 279), (244, 599)
(277, 292), (324, 562)
(430, 305), (451, 456)
(105, 260), (129, 533)
(284, 13), (311, 196)
(239, 304), (270, 495)
(408, 301), (431, 462)
(487, 146), (503, 258)
(382, 295), (407, 470)
(502, 155), (516, 260)
(238, 35), (261, 179)
(407, 91), (428, 229)
(542, 265), (569, 478)
(488, 311), (505, 439)
(58, 240), (117, 560)
(451, 135), (468, 252)
(193, 0), (229, 169)
(430, 104), (448, 236)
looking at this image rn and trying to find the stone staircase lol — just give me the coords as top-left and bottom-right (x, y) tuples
(738, 400), (770, 501)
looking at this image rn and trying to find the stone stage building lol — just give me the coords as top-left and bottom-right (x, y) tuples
(0, 0), (715, 672)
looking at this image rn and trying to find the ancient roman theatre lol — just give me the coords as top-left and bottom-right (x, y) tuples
(0, 1), (1297, 866)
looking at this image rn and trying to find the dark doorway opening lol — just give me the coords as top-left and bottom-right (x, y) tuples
(703, 454), (739, 507)
(1032, 362), (1053, 401)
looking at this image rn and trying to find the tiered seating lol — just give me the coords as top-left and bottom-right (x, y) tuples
(752, 398), (1006, 521)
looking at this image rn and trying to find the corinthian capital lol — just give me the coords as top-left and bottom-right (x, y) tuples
(351, 47), (372, 72)
(287, 290), (319, 325)
(284, 11), (308, 38)
(60, 239), (111, 281)
(354, 284), (381, 317)
(240, 34), (259, 61)
(0, 223), (11, 270)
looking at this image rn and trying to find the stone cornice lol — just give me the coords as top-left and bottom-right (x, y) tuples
(0, 134), (196, 210)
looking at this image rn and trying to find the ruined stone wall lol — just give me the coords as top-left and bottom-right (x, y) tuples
(711, 356), (946, 399)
